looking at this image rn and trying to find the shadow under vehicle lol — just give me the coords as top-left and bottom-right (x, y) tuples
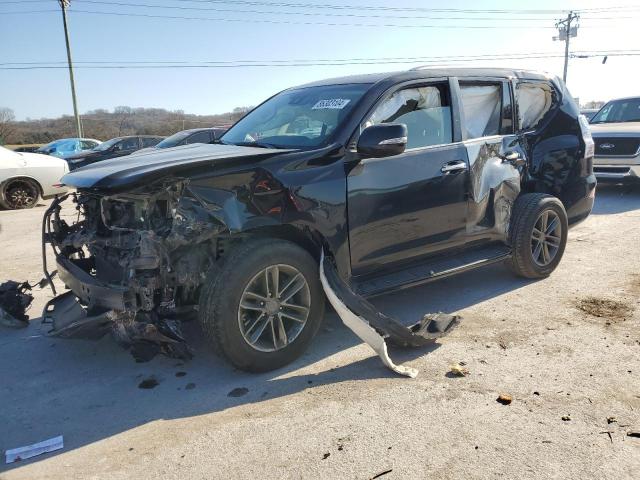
(42, 68), (596, 373)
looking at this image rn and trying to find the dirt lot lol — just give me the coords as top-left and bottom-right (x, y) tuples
(1, 185), (639, 480)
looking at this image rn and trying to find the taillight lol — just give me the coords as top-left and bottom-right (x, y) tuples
(578, 114), (595, 159)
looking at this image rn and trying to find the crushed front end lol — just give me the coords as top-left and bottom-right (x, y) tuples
(42, 181), (228, 361)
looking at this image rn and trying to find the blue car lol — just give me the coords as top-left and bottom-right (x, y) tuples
(36, 138), (102, 159)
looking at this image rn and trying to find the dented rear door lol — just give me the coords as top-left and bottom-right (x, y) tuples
(453, 77), (524, 245)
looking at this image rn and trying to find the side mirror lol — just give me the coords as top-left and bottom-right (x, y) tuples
(111, 144), (122, 152)
(357, 123), (408, 158)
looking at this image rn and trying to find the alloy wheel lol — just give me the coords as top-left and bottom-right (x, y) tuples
(5, 180), (37, 209)
(531, 209), (562, 267)
(238, 264), (311, 352)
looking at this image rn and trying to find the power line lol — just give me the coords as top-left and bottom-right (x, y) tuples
(69, 0), (567, 21)
(3, 52), (639, 70)
(101, 0), (640, 14)
(1, 8), (560, 28)
(70, 1), (640, 21)
(4, 50), (638, 66)
(3, 0), (640, 14)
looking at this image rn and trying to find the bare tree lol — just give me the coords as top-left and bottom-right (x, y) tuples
(0, 107), (16, 144)
(114, 106), (134, 136)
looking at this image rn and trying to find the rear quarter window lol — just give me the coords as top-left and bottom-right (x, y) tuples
(516, 82), (556, 131)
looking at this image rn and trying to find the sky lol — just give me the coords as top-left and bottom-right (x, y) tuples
(1, 0), (639, 120)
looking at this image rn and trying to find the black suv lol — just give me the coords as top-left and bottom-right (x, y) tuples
(43, 68), (596, 372)
(66, 135), (164, 170)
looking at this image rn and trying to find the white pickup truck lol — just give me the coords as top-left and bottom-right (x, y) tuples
(589, 96), (640, 183)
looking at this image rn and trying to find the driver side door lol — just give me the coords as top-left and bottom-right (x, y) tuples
(347, 80), (469, 277)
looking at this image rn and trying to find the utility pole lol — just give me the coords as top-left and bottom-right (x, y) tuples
(553, 11), (579, 83)
(59, 0), (83, 137)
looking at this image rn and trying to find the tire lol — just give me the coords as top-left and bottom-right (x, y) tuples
(0, 178), (40, 210)
(198, 237), (325, 372)
(506, 193), (568, 279)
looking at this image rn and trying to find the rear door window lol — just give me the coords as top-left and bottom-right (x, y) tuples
(141, 137), (161, 147)
(120, 137), (139, 150)
(186, 131), (212, 144)
(364, 84), (453, 149)
(459, 83), (502, 139)
(516, 82), (555, 130)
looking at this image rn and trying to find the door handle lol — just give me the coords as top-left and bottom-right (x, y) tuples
(501, 151), (525, 167)
(440, 160), (467, 174)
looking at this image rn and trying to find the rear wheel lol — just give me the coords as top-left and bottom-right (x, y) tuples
(198, 237), (324, 372)
(0, 178), (40, 210)
(507, 193), (568, 279)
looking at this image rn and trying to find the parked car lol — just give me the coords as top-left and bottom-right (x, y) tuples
(65, 135), (164, 170)
(588, 96), (640, 183)
(0, 146), (69, 209)
(11, 145), (42, 153)
(36, 138), (102, 159)
(43, 68), (595, 373)
(131, 127), (227, 156)
(580, 108), (600, 121)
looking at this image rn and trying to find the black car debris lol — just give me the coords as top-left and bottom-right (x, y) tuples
(42, 68), (596, 376)
(65, 135), (164, 170)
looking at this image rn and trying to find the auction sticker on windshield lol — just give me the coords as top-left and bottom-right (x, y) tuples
(312, 99), (351, 109)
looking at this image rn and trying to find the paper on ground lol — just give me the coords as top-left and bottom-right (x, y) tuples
(5, 435), (64, 464)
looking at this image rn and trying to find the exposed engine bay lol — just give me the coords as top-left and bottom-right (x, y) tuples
(42, 181), (230, 361)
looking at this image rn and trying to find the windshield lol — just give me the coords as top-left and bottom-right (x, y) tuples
(93, 138), (121, 151)
(591, 98), (640, 123)
(221, 83), (371, 149)
(155, 131), (191, 149)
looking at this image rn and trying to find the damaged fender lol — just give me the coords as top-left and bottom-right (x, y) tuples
(319, 251), (461, 377)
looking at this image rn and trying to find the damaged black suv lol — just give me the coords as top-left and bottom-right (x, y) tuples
(43, 68), (596, 373)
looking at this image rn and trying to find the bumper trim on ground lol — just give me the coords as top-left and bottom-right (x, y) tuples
(56, 257), (136, 311)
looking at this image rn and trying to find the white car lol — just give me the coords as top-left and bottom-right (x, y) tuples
(0, 146), (70, 209)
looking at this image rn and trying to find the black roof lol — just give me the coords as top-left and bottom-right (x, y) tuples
(294, 67), (553, 89)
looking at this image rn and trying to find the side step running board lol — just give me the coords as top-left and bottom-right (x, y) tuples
(355, 244), (512, 298)
(320, 252), (461, 378)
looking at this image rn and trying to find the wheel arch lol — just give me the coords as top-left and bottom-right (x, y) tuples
(238, 224), (327, 262)
(1, 175), (44, 197)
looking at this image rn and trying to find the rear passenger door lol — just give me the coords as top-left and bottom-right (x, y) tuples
(456, 78), (524, 245)
(347, 79), (470, 277)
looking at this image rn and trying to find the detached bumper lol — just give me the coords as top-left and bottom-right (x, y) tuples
(56, 257), (137, 311)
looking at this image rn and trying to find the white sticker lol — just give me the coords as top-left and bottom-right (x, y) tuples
(312, 98), (351, 110)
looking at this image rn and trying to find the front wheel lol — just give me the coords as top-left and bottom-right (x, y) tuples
(507, 193), (568, 279)
(0, 178), (40, 210)
(198, 237), (325, 372)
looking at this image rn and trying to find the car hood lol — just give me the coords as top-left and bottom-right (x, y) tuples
(65, 149), (101, 160)
(61, 143), (292, 190)
(589, 121), (640, 136)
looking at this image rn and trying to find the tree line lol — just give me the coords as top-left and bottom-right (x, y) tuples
(0, 106), (252, 145)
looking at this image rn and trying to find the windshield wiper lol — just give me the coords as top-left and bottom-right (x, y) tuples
(233, 141), (279, 149)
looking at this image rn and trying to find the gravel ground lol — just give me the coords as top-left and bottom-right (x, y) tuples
(1, 185), (639, 480)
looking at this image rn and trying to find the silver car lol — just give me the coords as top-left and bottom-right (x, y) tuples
(589, 97), (640, 183)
